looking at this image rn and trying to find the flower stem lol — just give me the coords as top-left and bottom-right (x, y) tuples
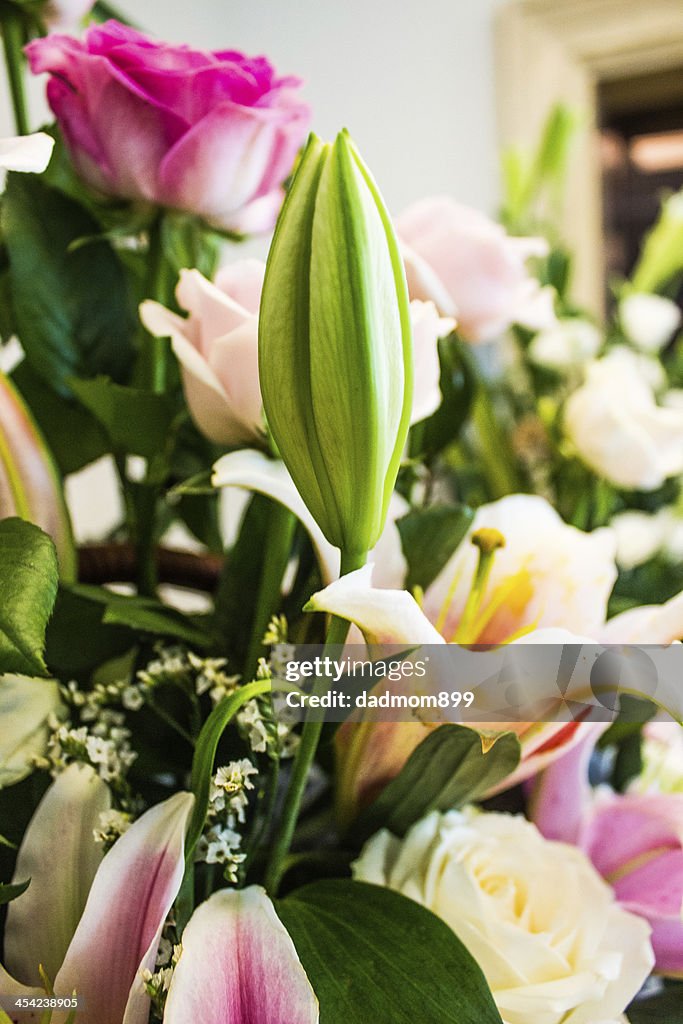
(244, 502), (296, 679)
(134, 218), (170, 596)
(263, 549), (365, 894)
(473, 383), (522, 498)
(2, 12), (29, 136)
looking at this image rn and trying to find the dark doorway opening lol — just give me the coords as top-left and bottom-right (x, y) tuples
(600, 68), (683, 310)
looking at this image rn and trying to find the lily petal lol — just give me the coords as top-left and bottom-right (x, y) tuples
(529, 726), (601, 843)
(601, 591), (683, 644)
(213, 449), (339, 583)
(305, 565), (444, 645)
(0, 133), (54, 173)
(54, 791), (194, 1024)
(0, 675), (63, 788)
(0, 963), (42, 1023)
(5, 763), (110, 987)
(164, 886), (318, 1024)
(0, 372), (76, 579)
(212, 451), (408, 588)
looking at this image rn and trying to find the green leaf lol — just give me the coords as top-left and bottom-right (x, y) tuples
(12, 360), (110, 475)
(70, 377), (177, 459)
(0, 519), (58, 676)
(185, 678), (272, 858)
(398, 505), (473, 592)
(65, 584), (211, 648)
(352, 725), (521, 842)
(411, 334), (477, 459)
(212, 494), (273, 662)
(45, 587), (134, 680)
(628, 986), (683, 1023)
(0, 833), (16, 849)
(0, 877), (29, 906)
(2, 173), (136, 396)
(277, 880), (502, 1024)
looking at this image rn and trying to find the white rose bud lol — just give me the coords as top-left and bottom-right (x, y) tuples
(620, 292), (681, 353)
(528, 318), (602, 370)
(610, 510), (668, 569)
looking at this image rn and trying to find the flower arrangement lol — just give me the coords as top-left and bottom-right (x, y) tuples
(0, 6), (681, 1024)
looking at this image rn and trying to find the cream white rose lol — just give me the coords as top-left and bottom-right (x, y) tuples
(353, 808), (653, 1024)
(564, 348), (683, 490)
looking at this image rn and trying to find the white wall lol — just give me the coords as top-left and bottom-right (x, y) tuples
(4, 0), (508, 217)
(133, 0), (507, 214)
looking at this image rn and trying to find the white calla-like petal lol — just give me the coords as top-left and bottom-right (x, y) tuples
(212, 450), (408, 588)
(0, 133), (54, 173)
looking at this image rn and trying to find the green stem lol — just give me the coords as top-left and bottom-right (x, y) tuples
(143, 218), (169, 393)
(133, 218), (170, 596)
(244, 503), (296, 679)
(2, 11), (28, 136)
(134, 482), (159, 597)
(263, 550), (365, 895)
(473, 385), (521, 498)
(92, 1), (139, 26)
(146, 693), (195, 746)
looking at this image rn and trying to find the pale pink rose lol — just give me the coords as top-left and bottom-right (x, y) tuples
(141, 263), (449, 448)
(397, 196), (555, 343)
(140, 261), (265, 448)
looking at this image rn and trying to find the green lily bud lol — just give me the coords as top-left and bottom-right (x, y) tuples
(258, 130), (413, 564)
(0, 372), (75, 579)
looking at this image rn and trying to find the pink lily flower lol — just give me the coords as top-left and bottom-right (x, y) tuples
(1, 763), (193, 1023)
(163, 886), (318, 1023)
(531, 730), (683, 976)
(0, 372), (75, 579)
(1, 766), (319, 1023)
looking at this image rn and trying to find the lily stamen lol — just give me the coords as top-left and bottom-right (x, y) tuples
(452, 528), (506, 644)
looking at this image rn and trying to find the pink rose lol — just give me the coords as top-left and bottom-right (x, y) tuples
(531, 732), (683, 975)
(397, 196), (555, 343)
(141, 262), (450, 448)
(26, 22), (311, 232)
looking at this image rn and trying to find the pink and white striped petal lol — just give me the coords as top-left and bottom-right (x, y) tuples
(164, 886), (318, 1024)
(54, 791), (194, 1024)
(4, 763), (110, 987)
